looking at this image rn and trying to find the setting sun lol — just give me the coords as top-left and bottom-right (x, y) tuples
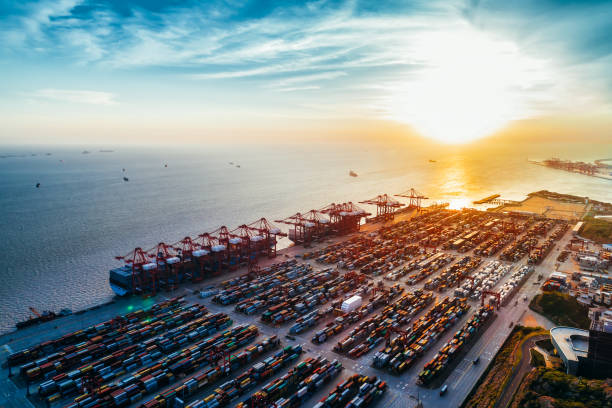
(385, 27), (551, 143)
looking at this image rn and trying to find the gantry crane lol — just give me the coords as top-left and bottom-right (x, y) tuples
(246, 217), (287, 258)
(148, 242), (180, 292)
(481, 290), (501, 310)
(115, 247), (154, 295)
(319, 202), (365, 234)
(275, 212), (313, 246)
(360, 194), (404, 220)
(395, 188), (429, 212)
(172, 236), (201, 282)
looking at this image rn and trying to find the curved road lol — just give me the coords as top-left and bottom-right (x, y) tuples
(495, 334), (548, 408)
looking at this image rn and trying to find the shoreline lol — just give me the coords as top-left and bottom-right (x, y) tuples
(528, 160), (612, 181)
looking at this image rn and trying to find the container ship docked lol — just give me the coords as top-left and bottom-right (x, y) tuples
(109, 202), (371, 296)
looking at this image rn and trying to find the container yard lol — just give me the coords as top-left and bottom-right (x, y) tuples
(1, 196), (576, 408)
(417, 305), (496, 387)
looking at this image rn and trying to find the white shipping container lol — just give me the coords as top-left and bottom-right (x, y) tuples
(341, 295), (363, 313)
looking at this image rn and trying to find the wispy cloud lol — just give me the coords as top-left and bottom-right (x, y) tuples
(1, 0), (611, 125)
(29, 89), (117, 105)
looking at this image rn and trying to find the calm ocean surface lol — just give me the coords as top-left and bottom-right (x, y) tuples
(0, 141), (610, 333)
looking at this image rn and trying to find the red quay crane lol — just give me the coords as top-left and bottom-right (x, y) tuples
(275, 212), (314, 246)
(320, 202), (369, 234)
(172, 236), (201, 282)
(302, 209), (331, 240)
(115, 247), (155, 295)
(246, 217), (286, 258)
(193, 232), (217, 275)
(207, 226), (231, 273)
(360, 194), (405, 220)
(148, 242), (180, 292)
(395, 188), (429, 212)
(230, 224), (254, 268)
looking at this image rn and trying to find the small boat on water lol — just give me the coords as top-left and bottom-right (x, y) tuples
(429, 159), (437, 163)
(16, 308), (72, 330)
(123, 176), (129, 182)
(349, 170), (358, 177)
(36, 182), (40, 188)
(82, 150), (90, 154)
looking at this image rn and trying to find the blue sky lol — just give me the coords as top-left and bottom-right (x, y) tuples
(1, 0), (611, 144)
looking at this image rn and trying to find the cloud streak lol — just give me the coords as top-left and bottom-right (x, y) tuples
(1, 0), (611, 134)
(29, 89), (117, 105)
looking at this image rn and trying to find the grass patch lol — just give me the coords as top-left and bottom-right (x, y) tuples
(529, 292), (591, 330)
(579, 216), (612, 244)
(530, 349), (546, 367)
(461, 326), (547, 408)
(508, 367), (612, 408)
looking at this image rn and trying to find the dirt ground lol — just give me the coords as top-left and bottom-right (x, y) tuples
(499, 196), (588, 221)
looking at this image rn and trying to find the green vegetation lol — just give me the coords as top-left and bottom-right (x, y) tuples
(461, 326), (548, 408)
(509, 367), (612, 408)
(529, 292), (591, 329)
(579, 216), (612, 244)
(530, 349), (546, 367)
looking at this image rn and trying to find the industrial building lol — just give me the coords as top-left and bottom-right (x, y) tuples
(583, 310), (612, 378)
(550, 310), (612, 378)
(550, 327), (589, 375)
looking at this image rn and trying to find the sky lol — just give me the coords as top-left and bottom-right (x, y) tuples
(1, 0), (611, 145)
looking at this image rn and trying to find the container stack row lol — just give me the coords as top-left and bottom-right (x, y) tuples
(313, 374), (387, 408)
(8, 297), (185, 369)
(269, 358), (343, 407)
(25, 303), (208, 383)
(213, 265), (337, 306)
(140, 335), (281, 408)
(454, 260), (512, 300)
(417, 305), (495, 385)
(499, 265), (535, 306)
(183, 344), (304, 408)
(38, 309), (222, 400)
(236, 355), (331, 408)
(334, 290), (435, 359)
(423, 256), (481, 291)
(372, 296), (470, 374)
(311, 290), (397, 344)
(61, 323), (256, 408)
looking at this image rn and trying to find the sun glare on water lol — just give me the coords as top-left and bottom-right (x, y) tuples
(386, 27), (549, 144)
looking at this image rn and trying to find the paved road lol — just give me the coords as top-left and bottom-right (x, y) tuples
(495, 334), (548, 408)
